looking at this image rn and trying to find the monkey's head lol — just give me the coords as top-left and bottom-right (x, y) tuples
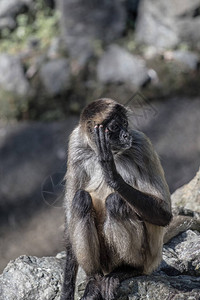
(80, 99), (133, 152)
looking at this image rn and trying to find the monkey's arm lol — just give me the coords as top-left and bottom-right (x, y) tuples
(116, 180), (171, 226)
(95, 125), (172, 227)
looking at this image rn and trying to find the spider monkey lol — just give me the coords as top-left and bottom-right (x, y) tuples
(61, 98), (173, 300)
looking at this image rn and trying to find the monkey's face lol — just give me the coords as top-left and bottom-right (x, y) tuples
(105, 117), (133, 152)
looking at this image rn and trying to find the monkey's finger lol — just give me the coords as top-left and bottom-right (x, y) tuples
(99, 125), (107, 159)
(105, 130), (112, 153)
(94, 125), (103, 155)
(105, 131), (114, 163)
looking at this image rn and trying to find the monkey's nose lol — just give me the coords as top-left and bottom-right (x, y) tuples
(122, 131), (129, 139)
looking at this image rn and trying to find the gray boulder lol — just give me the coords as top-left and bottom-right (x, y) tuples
(135, 0), (179, 49)
(0, 230), (200, 299)
(39, 58), (71, 96)
(97, 45), (149, 87)
(117, 273), (200, 300)
(135, 0), (200, 49)
(178, 17), (200, 48)
(166, 0), (200, 17)
(0, 0), (25, 18)
(0, 0), (33, 31)
(0, 253), (65, 300)
(171, 168), (200, 212)
(159, 230), (200, 276)
(0, 54), (30, 96)
(0, 17), (16, 31)
(57, 0), (126, 65)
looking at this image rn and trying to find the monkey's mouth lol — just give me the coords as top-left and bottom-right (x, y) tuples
(111, 140), (133, 152)
(109, 131), (133, 152)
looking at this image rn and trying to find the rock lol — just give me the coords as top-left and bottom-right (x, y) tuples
(39, 58), (71, 96)
(57, 0), (126, 66)
(0, 253), (65, 300)
(0, 17), (16, 31)
(0, 0), (25, 18)
(1, 229), (200, 299)
(178, 17), (200, 48)
(159, 230), (200, 276)
(135, 0), (179, 49)
(171, 1), (200, 48)
(97, 45), (149, 87)
(0, 0), (33, 31)
(166, 0), (200, 17)
(117, 274), (200, 300)
(171, 168), (200, 212)
(135, 0), (200, 49)
(163, 50), (199, 70)
(0, 54), (30, 96)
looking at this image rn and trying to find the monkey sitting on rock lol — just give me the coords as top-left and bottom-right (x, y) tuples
(61, 98), (199, 300)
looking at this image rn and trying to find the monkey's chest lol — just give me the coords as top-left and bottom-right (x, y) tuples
(86, 178), (113, 222)
(90, 195), (106, 221)
(89, 187), (113, 222)
(84, 160), (114, 220)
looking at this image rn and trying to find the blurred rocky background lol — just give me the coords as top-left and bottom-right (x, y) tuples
(0, 0), (200, 274)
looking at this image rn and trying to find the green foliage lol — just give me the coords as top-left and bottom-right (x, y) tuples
(0, 0), (59, 54)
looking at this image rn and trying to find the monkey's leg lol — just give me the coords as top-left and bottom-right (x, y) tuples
(60, 235), (78, 300)
(70, 190), (103, 300)
(100, 193), (143, 300)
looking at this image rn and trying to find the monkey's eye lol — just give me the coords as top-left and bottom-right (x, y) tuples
(108, 123), (120, 132)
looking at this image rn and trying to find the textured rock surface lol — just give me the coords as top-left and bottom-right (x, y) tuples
(0, 253), (65, 300)
(97, 45), (149, 87)
(171, 168), (200, 212)
(159, 230), (200, 276)
(0, 0), (32, 18)
(117, 274), (200, 300)
(135, 0), (179, 49)
(57, 0), (126, 65)
(0, 54), (30, 96)
(0, 0), (32, 31)
(0, 230), (200, 300)
(135, 0), (200, 49)
(39, 58), (71, 96)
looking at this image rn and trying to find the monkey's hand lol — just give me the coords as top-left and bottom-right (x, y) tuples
(94, 125), (123, 190)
